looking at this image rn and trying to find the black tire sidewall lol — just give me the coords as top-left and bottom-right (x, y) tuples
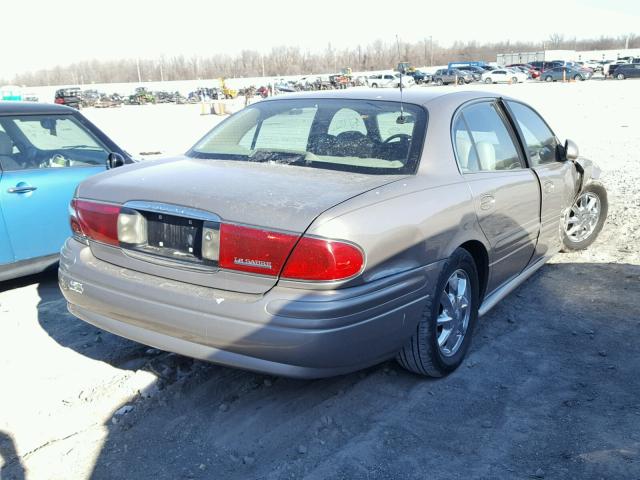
(428, 249), (480, 372)
(561, 183), (608, 251)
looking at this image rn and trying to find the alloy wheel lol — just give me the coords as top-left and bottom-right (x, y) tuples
(436, 269), (471, 357)
(564, 192), (601, 243)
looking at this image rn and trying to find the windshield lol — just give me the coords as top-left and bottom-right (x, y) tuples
(187, 99), (427, 175)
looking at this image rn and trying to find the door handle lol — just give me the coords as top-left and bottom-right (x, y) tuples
(8, 185), (38, 194)
(543, 180), (555, 193)
(480, 194), (496, 210)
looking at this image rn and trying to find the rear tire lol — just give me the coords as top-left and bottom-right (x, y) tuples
(561, 183), (608, 252)
(512, 77), (518, 83)
(397, 248), (479, 377)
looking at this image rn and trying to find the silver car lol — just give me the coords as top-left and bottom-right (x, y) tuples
(59, 89), (607, 378)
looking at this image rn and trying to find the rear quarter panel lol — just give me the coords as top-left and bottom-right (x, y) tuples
(304, 177), (487, 286)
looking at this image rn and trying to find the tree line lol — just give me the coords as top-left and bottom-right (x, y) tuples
(4, 34), (638, 87)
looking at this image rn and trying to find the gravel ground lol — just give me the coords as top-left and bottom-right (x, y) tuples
(1, 79), (639, 480)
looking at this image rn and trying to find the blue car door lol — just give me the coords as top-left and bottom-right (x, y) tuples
(0, 169), (15, 266)
(0, 114), (110, 263)
(0, 166), (104, 261)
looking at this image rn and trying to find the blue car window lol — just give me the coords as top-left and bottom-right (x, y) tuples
(2, 115), (109, 170)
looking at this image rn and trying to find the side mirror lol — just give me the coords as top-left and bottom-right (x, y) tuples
(106, 152), (125, 169)
(564, 139), (579, 161)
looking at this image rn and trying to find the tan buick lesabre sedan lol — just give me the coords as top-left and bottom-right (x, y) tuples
(59, 89), (607, 378)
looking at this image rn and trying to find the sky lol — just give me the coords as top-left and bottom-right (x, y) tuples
(2, 0), (639, 79)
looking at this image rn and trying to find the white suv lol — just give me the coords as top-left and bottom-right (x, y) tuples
(367, 73), (415, 88)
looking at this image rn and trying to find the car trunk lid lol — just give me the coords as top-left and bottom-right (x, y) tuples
(76, 156), (404, 293)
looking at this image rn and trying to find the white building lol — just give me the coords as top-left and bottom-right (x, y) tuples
(497, 48), (640, 65)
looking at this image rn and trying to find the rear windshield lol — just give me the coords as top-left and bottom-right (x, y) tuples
(187, 98), (427, 174)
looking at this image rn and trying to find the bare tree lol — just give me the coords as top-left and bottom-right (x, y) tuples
(7, 33), (639, 87)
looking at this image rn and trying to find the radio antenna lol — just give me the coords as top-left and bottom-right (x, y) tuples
(395, 34), (406, 124)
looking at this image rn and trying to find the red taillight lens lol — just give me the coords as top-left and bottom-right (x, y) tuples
(54, 98), (64, 104)
(218, 223), (364, 281)
(72, 199), (120, 246)
(218, 224), (298, 276)
(282, 237), (364, 281)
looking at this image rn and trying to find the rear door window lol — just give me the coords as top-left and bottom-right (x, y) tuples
(452, 101), (524, 172)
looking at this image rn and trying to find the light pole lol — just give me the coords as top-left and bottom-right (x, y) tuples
(424, 38), (428, 66)
(430, 36), (434, 66)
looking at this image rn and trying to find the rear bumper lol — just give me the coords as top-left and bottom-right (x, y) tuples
(59, 238), (443, 378)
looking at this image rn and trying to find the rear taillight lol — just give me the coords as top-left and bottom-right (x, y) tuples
(218, 223), (364, 281)
(218, 224), (298, 276)
(71, 199), (120, 246)
(281, 237), (364, 281)
(54, 98), (64, 104)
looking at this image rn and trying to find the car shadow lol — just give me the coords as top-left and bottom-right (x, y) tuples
(16, 260), (640, 479)
(0, 430), (25, 480)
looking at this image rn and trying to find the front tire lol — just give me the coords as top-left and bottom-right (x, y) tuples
(616, 73), (625, 80)
(545, 75), (553, 82)
(561, 183), (608, 251)
(397, 248), (479, 377)
(484, 77), (492, 84)
(436, 78), (444, 86)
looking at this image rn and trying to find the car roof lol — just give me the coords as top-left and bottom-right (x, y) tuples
(0, 101), (76, 115)
(263, 88), (503, 108)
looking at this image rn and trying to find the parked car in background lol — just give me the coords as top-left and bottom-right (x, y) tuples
(406, 69), (431, 84)
(367, 73), (415, 88)
(607, 60), (638, 77)
(54, 88), (82, 109)
(453, 65), (483, 81)
(482, 68), (528, 84)
(612, 63), (640, 79)
(59, 89), (607, 379)
(529, 61), (563, 72)
(367, 73), (396, 88)
(0, 102), (131, 281)
(507, 63), (540, 78)
(542, 66), (590, 82)
(432, 69), (472, 85)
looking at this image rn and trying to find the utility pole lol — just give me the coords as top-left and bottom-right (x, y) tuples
(261, 53), (265, 78)
(159, 59), (164, 82)
(430, 36), (434, 66)
(136, 58), (142, 83)
(424, 38), (427, 66)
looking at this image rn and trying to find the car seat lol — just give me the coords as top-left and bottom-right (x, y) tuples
(475, 141), (496, 171)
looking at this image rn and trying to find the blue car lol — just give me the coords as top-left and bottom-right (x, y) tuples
(542, 66), (590, 82)
(0, 102), (131, 281)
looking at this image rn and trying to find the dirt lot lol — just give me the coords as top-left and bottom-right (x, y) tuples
(1, 80), (639, 480)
